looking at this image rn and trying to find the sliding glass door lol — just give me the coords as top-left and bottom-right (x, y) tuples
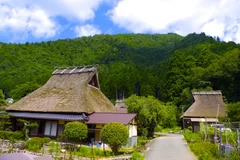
(44, 121), (58, 136)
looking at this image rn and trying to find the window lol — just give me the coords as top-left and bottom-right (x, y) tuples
(44, 121), (57, 136)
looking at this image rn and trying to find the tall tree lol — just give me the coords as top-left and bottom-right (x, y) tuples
(227, 102), (240, 121)
(125, 95), (177, 137)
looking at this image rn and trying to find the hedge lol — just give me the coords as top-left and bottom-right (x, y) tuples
(0, 131), (23, 140)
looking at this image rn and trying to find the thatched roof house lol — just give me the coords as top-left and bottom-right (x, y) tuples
(182, 91), (226, 132)
(6, 66), (118, 138)
(183, 91), (226, 117)
(7, 66), (115, 113)
(6, 65), (137, 146)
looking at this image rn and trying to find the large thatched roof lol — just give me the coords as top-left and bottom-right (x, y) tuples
(183, 91), (226, 117)
(7, 66), (116, 113)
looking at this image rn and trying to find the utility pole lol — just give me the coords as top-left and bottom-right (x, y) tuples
(182, 106), (185, 130)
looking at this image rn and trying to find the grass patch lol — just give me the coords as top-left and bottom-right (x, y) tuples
(71, 146), (135, 158)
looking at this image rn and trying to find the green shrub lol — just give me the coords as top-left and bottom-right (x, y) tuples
(101, 122), (129, 155)
(0, 131), (23, 140)
(154, 125), (162, 132)
(184, 132), (220, 160)
(12, 131), (23, 140)
(27, 143), (40, 152)
(64, 122), (88, 142)
(137, 137), (148, 147)
(48, 141), (55, 155)
(26, 137), (43, 151)
(189, 141), (218, 159)
(42, 137), (51, 144)
(227, 151), (240, 160)
(131, 152), (144, 160)
(183, 131), (201, 143)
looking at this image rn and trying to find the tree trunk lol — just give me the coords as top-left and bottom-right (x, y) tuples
(148, 127), (154, 137)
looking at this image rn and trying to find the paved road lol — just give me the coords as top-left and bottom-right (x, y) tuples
(145, 134), (197, 160)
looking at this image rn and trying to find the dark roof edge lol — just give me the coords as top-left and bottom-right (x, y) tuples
(89, 112), (137, 115)
(6, 110), (89, 115)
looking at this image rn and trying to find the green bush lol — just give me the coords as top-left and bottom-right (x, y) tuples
(27, 143), (41, 152)
(101, 122), (129, 155)
(26, 137), (43, 151)
(131, 152), (144, 160)
(48, 141), (55, 155)
(184, 131), (221, 160)
(189, 141), (218, 159)
(154, 125), (162, 132)
(183, 131), (201, 143)
(42, 137), (51, 144)
(64, 122), (88, 142)
(12, 131), (23, 140)
(0, 131), (23, 140)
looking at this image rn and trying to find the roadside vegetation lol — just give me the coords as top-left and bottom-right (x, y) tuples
(183, 127), (240, 160)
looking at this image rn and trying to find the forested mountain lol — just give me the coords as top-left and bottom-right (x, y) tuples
(1, 33), (240, 112)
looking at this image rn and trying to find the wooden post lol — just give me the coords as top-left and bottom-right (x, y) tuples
(219, 127), (222, 145)
(182, 107), (185, 130)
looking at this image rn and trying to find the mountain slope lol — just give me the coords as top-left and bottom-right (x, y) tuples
(1, 33), (240, 109)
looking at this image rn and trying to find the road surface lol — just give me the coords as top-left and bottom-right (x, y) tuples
(145, 134), (197, 160)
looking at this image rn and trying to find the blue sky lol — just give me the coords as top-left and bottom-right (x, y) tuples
(1, 0), (240, 43)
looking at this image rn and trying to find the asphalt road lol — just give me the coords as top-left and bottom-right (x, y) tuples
(145, 134), (197, 160)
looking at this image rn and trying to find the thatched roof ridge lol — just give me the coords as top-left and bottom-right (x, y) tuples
(183, 91), (226, 117)
(7, 66), (116, 113)
(52, 65), (98, 75)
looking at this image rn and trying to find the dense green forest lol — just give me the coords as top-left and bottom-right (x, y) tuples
(1, 33), (240, 113)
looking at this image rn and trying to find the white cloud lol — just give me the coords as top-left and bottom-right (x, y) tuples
(75, 24), (101, 37)
(0, 0), (105, 41)
(108, 0), (240, 42)
(0, 4), (58, 40)
(0, 0), (104, 21)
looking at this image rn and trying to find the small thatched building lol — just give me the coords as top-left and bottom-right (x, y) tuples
(182, 91), (226, 132)
(6, 66), (116, 138)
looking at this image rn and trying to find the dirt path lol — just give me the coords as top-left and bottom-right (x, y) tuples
(145, 134), (197, 160)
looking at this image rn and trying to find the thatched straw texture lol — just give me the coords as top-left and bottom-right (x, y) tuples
(183, 91), (226, 117)
(7, 68), (115, 113)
